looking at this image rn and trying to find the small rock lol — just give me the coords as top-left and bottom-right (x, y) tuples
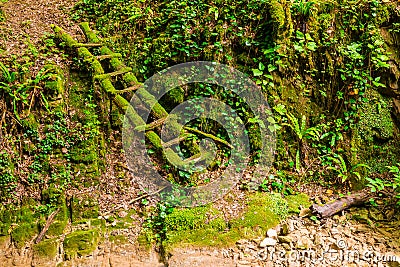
(237, 260), (251, 265)
(280, 223), (289, 235)
(259, 238), (277, 247)
(278, 236), (292, 244)
(299, 208), (311, 217)
(118, 210), (128, 218)
(236, 239), (248, 245)
(296, 237), (311, 249)
(267, 229), (278, 239)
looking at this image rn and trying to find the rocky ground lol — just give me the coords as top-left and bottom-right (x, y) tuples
(166, 210), (400, 267)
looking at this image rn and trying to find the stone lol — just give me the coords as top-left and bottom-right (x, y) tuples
(280, 223), (289, 235)
(118, 210), (128, 218)
(278, 236), (292, 244)
(267, 229), (278, 239)
(296, 237), (311, 249)
(259, 238), (277, 248)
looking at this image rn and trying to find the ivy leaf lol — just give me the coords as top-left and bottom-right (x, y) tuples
(252, 68), (263, 76)
(259, 62), (265, 71)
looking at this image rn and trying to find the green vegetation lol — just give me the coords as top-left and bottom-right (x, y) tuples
(32, 238), (59, 259)
(141, 192), (310, 251)
(0, 0), (399, 261)
(63, 229), (99, 259)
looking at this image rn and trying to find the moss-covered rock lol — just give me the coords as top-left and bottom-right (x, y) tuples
(71, 196), (100, 221)
(351, 89), (399, 177)
(32, 238), (59, 259)
(0, 222), (10, 236)
(11, 222), (38, 248)
(285, 193), (311, 213)
(63, 229), (99, 259)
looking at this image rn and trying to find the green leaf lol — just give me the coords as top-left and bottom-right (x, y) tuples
(252, 68), (263, 76)
(259, 62), (265, 71)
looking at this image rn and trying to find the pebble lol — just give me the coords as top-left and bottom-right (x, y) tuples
(266, 229), (278, 239)
(229, 214), (400, 267)
(277, 235), (292, 244)
(259, 237), (277, 247)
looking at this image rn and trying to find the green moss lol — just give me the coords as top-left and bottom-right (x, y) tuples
(352, 89), (399, 176)
(268, 0), (293, 40)
(0, 222), (10, 236)
(165, 88), (185, 107)
(63, 229), (99, 259)
(51, 25), (78, 47)
(98, 78), (117, 94)
(47, 220), (67, 236)
(163, 193), (290, 251)
(146, 131), (162, 150)
(109, 234), (127, 245)
(71, 196), (100, 221)
(11, 223), (38, 248)
(44, 65), (64, 104)
(230, 193), (287, 234)
(21, 113), (39, 131)
(70, 140), (98, 163)
(137, 230), (153, 250)
(164, 205), (222, 231)
(136, 88), (168, 118)
(0, 236), (8, 247)
(38, 188), (69, 236)
(285, 193), (311, 213)
(358, 90), (394, 142)
(33, 238), (58, 259)
(77, 47), (104, 75)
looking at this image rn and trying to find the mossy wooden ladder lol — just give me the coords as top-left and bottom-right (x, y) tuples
(51, 22), (229, 167)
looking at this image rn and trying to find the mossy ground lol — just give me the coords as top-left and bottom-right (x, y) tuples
(162, 192), (310, 251)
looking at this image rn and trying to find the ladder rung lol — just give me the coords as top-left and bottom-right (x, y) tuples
(161, 134), (191, 148)
(183, 126), (233, 148)
(72, 43), (103, 47)
(96, 53), (122, 60)
(94, 68), (132, 80)
(115, 84), (142, 94)
(134, 117), (166, 132)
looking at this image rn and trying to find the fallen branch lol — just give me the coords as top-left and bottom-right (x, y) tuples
(310, 189), (371, 218)
(101, 186), (167, 216)
(35, 208), (60, 244)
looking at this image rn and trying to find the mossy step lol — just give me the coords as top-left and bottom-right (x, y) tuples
(94, 68), (133, 80)
(115, 84), (142, 93)
(161, 134), (192, 148)
(72, 43), (102, 48)
(134, 117), (167, 132)
(32, 238), (59, 259)
(96, 53), (122, 60)
(63, 229), (99, 259)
